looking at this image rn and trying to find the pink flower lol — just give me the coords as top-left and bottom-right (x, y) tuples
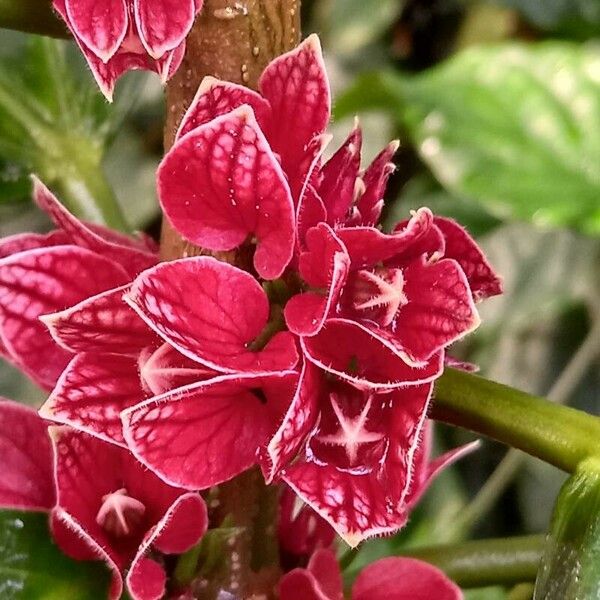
(0, 399), (208, 600)
(279, 548), (463, 600)
(53, 0), (203, 100)
(261, 361), (477, 545)
(0, 178), (157, 389)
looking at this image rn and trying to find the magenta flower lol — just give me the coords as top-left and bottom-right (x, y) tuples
(0, 399), (208, 600)
(0, 179), (157, 389)
(261, 361), (477, 544)
(53, 0), (203, 100)
(279, 548), (463, 600)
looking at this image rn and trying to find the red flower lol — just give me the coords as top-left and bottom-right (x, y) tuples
(279, 548), (463, 600)
(0, 399), (207, 600)
(261, 362), (477, 545)
(53, 0), (203, 100)
(0, 179), (156, 389)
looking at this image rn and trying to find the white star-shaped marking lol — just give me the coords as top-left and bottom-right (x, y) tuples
(316, 394), (385, 464)
(96, 488), (146, 538)
(353, 268), (408, 326)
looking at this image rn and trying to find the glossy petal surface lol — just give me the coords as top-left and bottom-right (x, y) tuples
(123, 373), (296, 489)
(126, 257), (298, 373)
(41, 353), (146, 445)
(0, 246), (129, 388)
(158, 106), (295, 279)
(259, 34), (330, 197)
(43, 285), (156, 355)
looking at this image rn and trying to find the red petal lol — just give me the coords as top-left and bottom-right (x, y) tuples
(139, 343), (217, 395)
(33, 178), (157, 277)
(123, 373), (293, 490)
(307, 548), (344, 600)
(176, 76), (272, 141)
(126, 493), (207, 600)
(134, 0), (199, 59)
(40, 353), (146, 446)
(434, 216), (502, 300)
(337, 208), (434, 268)
(296, 185), (327, 251)
(301, 319), (443, 389)
(319, 125), (362, 225)
(64, 0), (128, 61)
(263, 362), (321, 482)
(283, 383), (432, 546)
(259, 35), (331, 198)
(0, 231), (68, 258)
(355, 141), (399, 226)
(126, 257), (298, 374)
(0, 400), (54, 511)
(283, 463), (408, 547)
(42, 285), (156, 355)
(393, 257), (480, 363)
(352, 557), (463, 600)
(158, 106), (295, 279)
(279, 568), (332, 600)
(0, 246), (130, 389)
(285, 224), (349, 336)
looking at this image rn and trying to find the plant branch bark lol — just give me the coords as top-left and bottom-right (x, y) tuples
(161, 2), (301, 598)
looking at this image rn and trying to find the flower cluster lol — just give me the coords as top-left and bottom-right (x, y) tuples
(0, 34), (500, 599)
(53, 0), (203, 100)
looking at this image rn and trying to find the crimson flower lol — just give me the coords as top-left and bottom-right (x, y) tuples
(0, 399), (208, 600)
(279, 548), (463, 600)
(53, 0), (203, 100)
(0, 178), (156, 389)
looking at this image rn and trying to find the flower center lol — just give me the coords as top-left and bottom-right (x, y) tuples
(313, 393), (385, 467)
(96, 488), (146, 538)
(351, 267), (408, 327)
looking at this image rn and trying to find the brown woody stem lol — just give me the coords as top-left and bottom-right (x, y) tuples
(162, 1), (301, 597)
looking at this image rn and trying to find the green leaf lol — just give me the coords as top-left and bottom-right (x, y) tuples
(534, 457), (600, 599)
(0, 510), (110, 599)
(338, 44), (600, 234)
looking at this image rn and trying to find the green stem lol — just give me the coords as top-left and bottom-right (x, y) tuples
(432, 369), (600, 473)
(454, 319), (600, 531)
(0, 0), (67, 37)
(404, 535), (545, 588)
(508, 583), (535, 600)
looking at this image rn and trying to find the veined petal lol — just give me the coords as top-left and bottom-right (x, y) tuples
(0, 400), (54, 511)
(63, 0), (128, 62)
(296, 185), (327, 251)
(301, 318), (443, 389)
(122, 373), (296, 490)
(259, 34), (331, 198)
(283, 463), (408, 547)
(134, 0), (200, 59)
(0, 246), (130, 389)
(176, 76), (272, 141)
(262, 361), (321, 482)
(125, 257), (298, 374)
(285, 224), (350, 336)
(337, 208), (434, 269)
(33, 178), (157, 276)
(393, 257), (480, 363)
(158, 106), (295, 279)
(40, 353), (146, 446)
(434, 216), (503, 301)
(352, 557), (463, 600)
(42, 285), (157, 355)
